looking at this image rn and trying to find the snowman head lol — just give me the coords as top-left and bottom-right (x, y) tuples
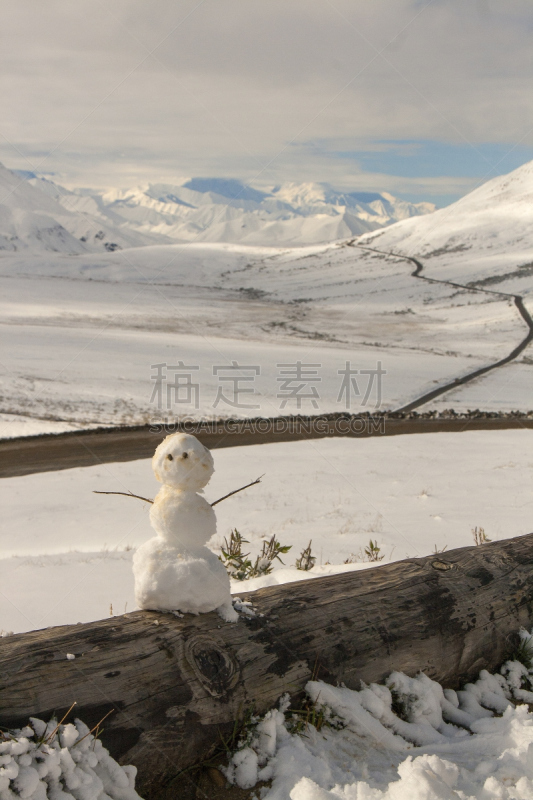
(152, 433), (214, 491)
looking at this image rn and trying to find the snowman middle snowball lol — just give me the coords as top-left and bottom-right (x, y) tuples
(132, 432), (238, 622)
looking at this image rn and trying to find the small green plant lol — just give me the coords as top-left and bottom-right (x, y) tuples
(344, 541), (385, 564)
(220, 529), (252, 580)
(364, 539), (384, 562)
(295, 540), (316, 571)
(250, 535), (291, 578)
(286, 695), (344, 736)
(219, 530), (291, 580)
(512, 633), (533, 669)
(286, 700), (329, 735)
(472, 526), (491, 546)
(216, 705), (258, 753)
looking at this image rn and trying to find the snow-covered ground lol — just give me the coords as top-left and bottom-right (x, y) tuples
(1, 430), (532, 635)
(422, 360), (533, 414)
(0, 717), (141, 800)
(223, 650), (533, 799)
(1, 238), (529, 437)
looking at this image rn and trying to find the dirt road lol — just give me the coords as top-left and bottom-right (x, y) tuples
(1, 413), (532, 478)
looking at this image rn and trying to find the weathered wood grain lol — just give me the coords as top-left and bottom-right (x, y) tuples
(1, 533), (533, 798)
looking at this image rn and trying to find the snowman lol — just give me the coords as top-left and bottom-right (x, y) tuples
(132, 432), (238, 622)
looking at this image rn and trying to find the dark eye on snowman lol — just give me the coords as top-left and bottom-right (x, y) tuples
(182, 452), (189, 459)
(167, 454), (173, 461)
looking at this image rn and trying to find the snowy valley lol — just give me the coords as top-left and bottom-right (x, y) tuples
(2, 157), (533, 800)
(1, 158), (533, 580)
(2, 156), (533, 605)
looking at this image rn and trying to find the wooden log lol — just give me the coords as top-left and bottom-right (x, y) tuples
(1, 533), (533, 798)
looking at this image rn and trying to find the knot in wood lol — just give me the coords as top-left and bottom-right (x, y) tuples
(184, 635), (238, 698)
(431, 560), (454, 571)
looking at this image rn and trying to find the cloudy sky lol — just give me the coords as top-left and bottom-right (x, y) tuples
(1, 0), (532, 205)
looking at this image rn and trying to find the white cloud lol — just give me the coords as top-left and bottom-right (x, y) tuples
(0, 0), (532, 192)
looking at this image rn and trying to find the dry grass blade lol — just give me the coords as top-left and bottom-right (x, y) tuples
(44, 702), (77, 744)
(295, 540), (316, 571)
(72, 709), (114, 748)
(472, 526), (491, 546)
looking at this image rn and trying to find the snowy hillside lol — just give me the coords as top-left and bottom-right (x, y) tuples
(21, 172), (435, 247)
(3, 237), (527, 434)
(360, 159), (533, 287)
(0, 163), (86, 254)
(0, 163), (169, 254)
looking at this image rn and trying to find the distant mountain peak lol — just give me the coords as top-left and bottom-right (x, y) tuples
(182, 178), (268, 203)
(347, 191), (383, 203)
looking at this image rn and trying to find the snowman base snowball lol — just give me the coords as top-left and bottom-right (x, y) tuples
(133, 540), (238, 622)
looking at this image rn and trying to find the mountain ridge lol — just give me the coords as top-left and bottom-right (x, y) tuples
(9, 168), (435, 252)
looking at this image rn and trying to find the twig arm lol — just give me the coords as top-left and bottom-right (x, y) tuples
(93, 491), (154, 504)
(93, 475), (264, 507)
(211, 475), (264, 507)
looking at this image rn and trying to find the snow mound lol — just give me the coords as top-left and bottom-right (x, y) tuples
(224, 628), (533, 799)
(0, 716), (140, 800)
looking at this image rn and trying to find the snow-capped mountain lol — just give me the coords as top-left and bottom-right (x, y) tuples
(15, 171), (435, 250)
(360, 159), (533, 269)
(270, 182), (432, 223)
(0, 164), (170, 255)
(0, 163), (86, 254)
(91, 179), (434, 245)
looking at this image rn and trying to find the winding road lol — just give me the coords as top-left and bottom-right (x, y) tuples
(349, 242), (533, 413)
